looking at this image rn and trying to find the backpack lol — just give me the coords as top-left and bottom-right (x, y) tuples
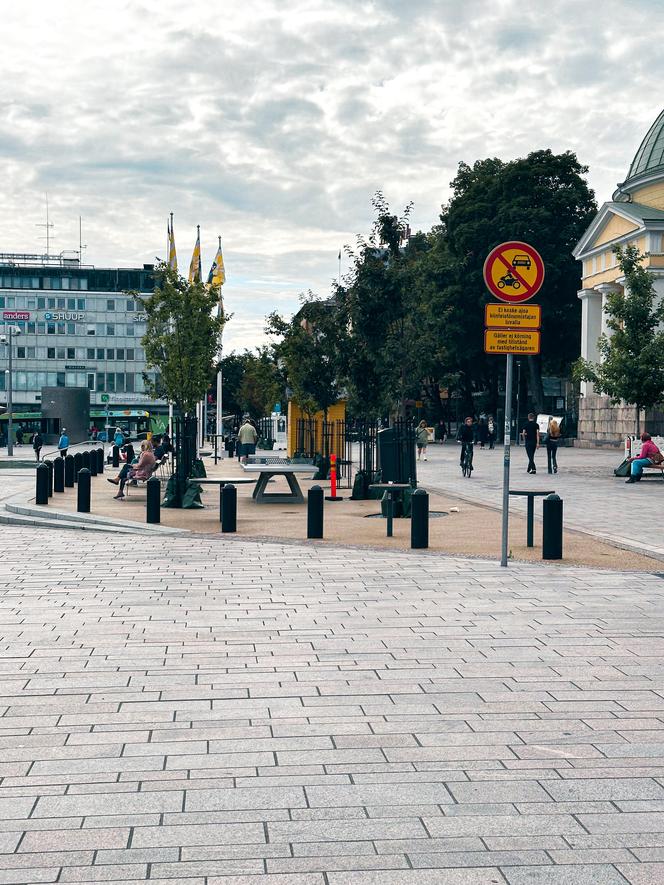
(614, 459), (631, 477)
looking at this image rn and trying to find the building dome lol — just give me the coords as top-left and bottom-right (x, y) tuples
(620, 109), (664, 190)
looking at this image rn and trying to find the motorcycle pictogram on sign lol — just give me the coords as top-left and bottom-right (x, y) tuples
(483, 241), (544, 303)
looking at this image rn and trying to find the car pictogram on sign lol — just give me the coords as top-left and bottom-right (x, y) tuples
(511, 254), (532, 269)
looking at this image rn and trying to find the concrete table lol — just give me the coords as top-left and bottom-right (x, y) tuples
(241, 462), (317, 504)
(509, 488), (555, 547)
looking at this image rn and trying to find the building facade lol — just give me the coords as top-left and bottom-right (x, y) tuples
(573, 109), (664, 444)
(0, 253), (166, 441)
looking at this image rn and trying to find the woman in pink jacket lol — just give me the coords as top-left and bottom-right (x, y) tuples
(626, 432), (662, 483)
(115, 441), (156, 499)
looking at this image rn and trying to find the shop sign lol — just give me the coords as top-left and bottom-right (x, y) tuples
(3, 310), (30, 321)
(43, 312), (85, 321)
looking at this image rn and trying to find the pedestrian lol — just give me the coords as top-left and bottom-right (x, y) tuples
(237, 417), (258, 464)
(58, 428), (70, 458)
(91, 425), (98, 441)
(487, 415), (496, 449)
(626, 432), (663, 483)
(434, 420), (446, 444)
(546, 417), (562, 474)
(521, 412), (540, 474)
(15, 427), (23, 446)
(113, 427), (125, 448)
(32, 431), (43, 462)
(478, 415), (488, 449)
(415, 420), (429, 461)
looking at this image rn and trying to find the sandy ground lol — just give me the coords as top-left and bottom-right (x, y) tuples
(41, 456), (662, 572)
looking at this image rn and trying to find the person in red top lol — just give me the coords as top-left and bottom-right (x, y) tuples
(626, 432), (662, 483)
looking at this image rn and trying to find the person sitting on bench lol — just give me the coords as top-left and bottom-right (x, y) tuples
(626, 432), (662, 483)
(108, 441), (155, 499)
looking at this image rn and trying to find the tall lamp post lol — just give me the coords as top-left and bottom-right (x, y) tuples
(1, 324), (21, 457)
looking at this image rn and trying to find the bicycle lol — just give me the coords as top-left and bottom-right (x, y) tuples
(461, 442), (474, 477)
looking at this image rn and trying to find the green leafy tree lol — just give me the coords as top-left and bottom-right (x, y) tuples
(442, 150), (597, 412)
(239, 347), (283, 419)
(138, 263), (225, 414)
(267, 292), (346, 418)
(574, 245), (664, 434)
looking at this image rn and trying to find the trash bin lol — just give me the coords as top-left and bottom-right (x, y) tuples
(377, 426), (417, 486)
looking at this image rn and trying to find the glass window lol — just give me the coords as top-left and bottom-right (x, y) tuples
(125, 324), (134, 337)
(126, 348), (135, 361)
(106, 324), (115, 336)
(77, 298), (86, 310)
(67, 298), (76, 310)
(56, 372), (65, 387)
(125, 373), (134, 392)
(57, 347), (65, 359)
(106, 348), (115, 360)
(96, 348), (104, 360)
(65, 372), (76, 387)
(57, 322), (65, 334)
(0, 373), (4, 390)
(27, 347), (35, 358)
(47, 297), (56, 308)
(107, 373), (115, 392)
(87, 373), (95, 391)
(37, 297), (45, 309)
(126, 299), (135, 311)
(87, 348), (95, 360)
(16, 346), (26, 359)
(57, 297), (65, 309)
(27, 322), (35, 334)
(37, 372), (47, 388)
(6, 296), (15, 307)
(67, 322), (75, 335)
(76, 372), (86, 387)
(80, 279), (87, 291)
(97, 374), (105, 392)
(116, 373), (125, 393)
(107, 299), (115, 311)
(27, 298), (36, 308)
(116, 348), (124, 360)
(15, 372), (27, 390)
(61, 279), (70, 290)
(46, 372), (57, 386)
(47, 323), (55, 335)
(67, 347), (75, 360)
(26, 372), (37, 388)
(86, 324), (95, 336)
(0, 296), (4, 307)
(37, 322), (45, 334)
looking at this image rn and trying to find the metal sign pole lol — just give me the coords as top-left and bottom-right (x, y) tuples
(501, 352), (513, 567)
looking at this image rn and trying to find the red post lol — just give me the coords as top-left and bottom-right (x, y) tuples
(325, 452), (343, 501)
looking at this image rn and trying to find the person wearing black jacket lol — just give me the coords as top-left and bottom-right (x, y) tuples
(457, 417), (475, 470)
(521, 413), (540, 474)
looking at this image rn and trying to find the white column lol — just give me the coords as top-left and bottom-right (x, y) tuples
(578, 288), (602, 396)
(596, 282), (622, 341)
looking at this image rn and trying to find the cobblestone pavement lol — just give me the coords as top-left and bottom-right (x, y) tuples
(417, 443), (664, 560)
(1, 527), (664, 882)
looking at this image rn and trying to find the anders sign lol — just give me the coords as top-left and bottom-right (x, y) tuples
(483, 241), (544, 304)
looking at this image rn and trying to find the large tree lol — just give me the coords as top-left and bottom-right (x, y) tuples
(441, 150), (597, 412)
(138, 263), (225, 414)
(574, 245), (664, 434)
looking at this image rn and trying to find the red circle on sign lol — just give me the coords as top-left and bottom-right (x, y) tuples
(483, 241), (545, 303)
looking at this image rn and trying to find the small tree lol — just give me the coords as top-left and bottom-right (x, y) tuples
(138, 263), (225, 414)
(574, 245), (664, 434)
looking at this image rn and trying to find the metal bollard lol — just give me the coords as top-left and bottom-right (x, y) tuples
(77, 468), (91, 513)
(81, 450), (91, 471)
(146, 476), (161, 524)
(221, 483), (237, 533)
(96, 447), (104, 474)
(53, 457), (65, 493)
(411, 488), (429, 549)
(307, 485), (324, 539)
(45, 459), (53, 498)
(73, 452), (83, 481)
(35, 463), (49, 505)
(228, 438), (235, 459)
(542, 493), (563, 560)
(89, 449), (98, 477)
(64, 454), (75, 487)
(112, 445), (120, 468)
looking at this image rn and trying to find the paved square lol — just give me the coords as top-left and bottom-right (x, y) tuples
(1, 526), (664, 882)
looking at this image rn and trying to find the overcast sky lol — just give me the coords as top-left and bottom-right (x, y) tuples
(2, 0), (663, 351)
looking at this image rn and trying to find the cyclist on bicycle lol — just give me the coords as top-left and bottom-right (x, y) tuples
(457, 416), (475, 471)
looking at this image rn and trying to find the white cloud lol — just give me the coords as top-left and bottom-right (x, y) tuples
(1, 0), (663, 352)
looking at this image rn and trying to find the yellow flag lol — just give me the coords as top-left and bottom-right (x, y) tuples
(167, 214), (177, 271)
(188, 225), (202, 283)
(207, 238), (226, 288)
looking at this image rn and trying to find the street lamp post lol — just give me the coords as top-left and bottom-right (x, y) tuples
(2, 324), (20, 457)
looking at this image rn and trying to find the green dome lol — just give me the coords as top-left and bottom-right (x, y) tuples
(626, 109), (664, 182)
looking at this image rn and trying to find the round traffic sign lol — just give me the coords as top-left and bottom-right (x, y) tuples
(483, 241), (545, 303)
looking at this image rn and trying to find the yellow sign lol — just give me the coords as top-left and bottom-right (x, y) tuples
(484, 328), (541, 355)
(485, 303), (541, 329)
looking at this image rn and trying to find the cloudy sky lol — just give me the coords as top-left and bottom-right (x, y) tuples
(2, 0), (663, 351)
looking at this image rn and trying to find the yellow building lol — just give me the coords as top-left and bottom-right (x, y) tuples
(573, 109), (664, 443)
(287, 400), (346, 457)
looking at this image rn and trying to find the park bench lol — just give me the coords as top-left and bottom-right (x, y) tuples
(124, 458), (168, 495)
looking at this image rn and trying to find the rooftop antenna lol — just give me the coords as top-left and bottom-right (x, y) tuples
(78, 216), (87, 263)
(36, 193), (55, 257)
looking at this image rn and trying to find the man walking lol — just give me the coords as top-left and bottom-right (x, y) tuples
(237, 417), (258, 464)
(58, 428), (70, 458)
(521, 413), (540, 474)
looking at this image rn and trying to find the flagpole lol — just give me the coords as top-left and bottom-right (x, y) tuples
(338, 249), (341, 286)
(167, 212), (175, 442)
(215, 236), (224, 446)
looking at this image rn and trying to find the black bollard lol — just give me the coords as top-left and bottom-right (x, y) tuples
(73, 452), (83, 481)
(542, 493), (563, 560)
(307, 485), (324, 539)
(221, 483), (237, 533)
(81, 450), (91, 471)
(53, 457), (65, 493)
(64, 454), (75, 487)
(35, 463), (49, 505)
(45, 459), (53, 498)
(411, 488), (429, 549)
(96, 447), (104, 474)
(89, 450), (98, 477)
(112, 445), (120, 468)
(77, 468), (91, 513)
(146, 477), (161, 524)
(228, 438), (235, 459)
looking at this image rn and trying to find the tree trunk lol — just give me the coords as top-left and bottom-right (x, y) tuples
(635, 404), (641, 438)
(527, 356), (545, 415)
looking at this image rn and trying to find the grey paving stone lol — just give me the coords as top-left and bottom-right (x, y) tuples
(32, 789), (183, 818)
(19, 827), (130, 852)
(131, 821), (266, 848)
(184, 785), (306, 811)
(327, 871), (505, 884)
(502, 866), (629, 884)
(446, 781), (551, 804)
(616, 862), (664, 883)
(305, 783), (454, 807)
